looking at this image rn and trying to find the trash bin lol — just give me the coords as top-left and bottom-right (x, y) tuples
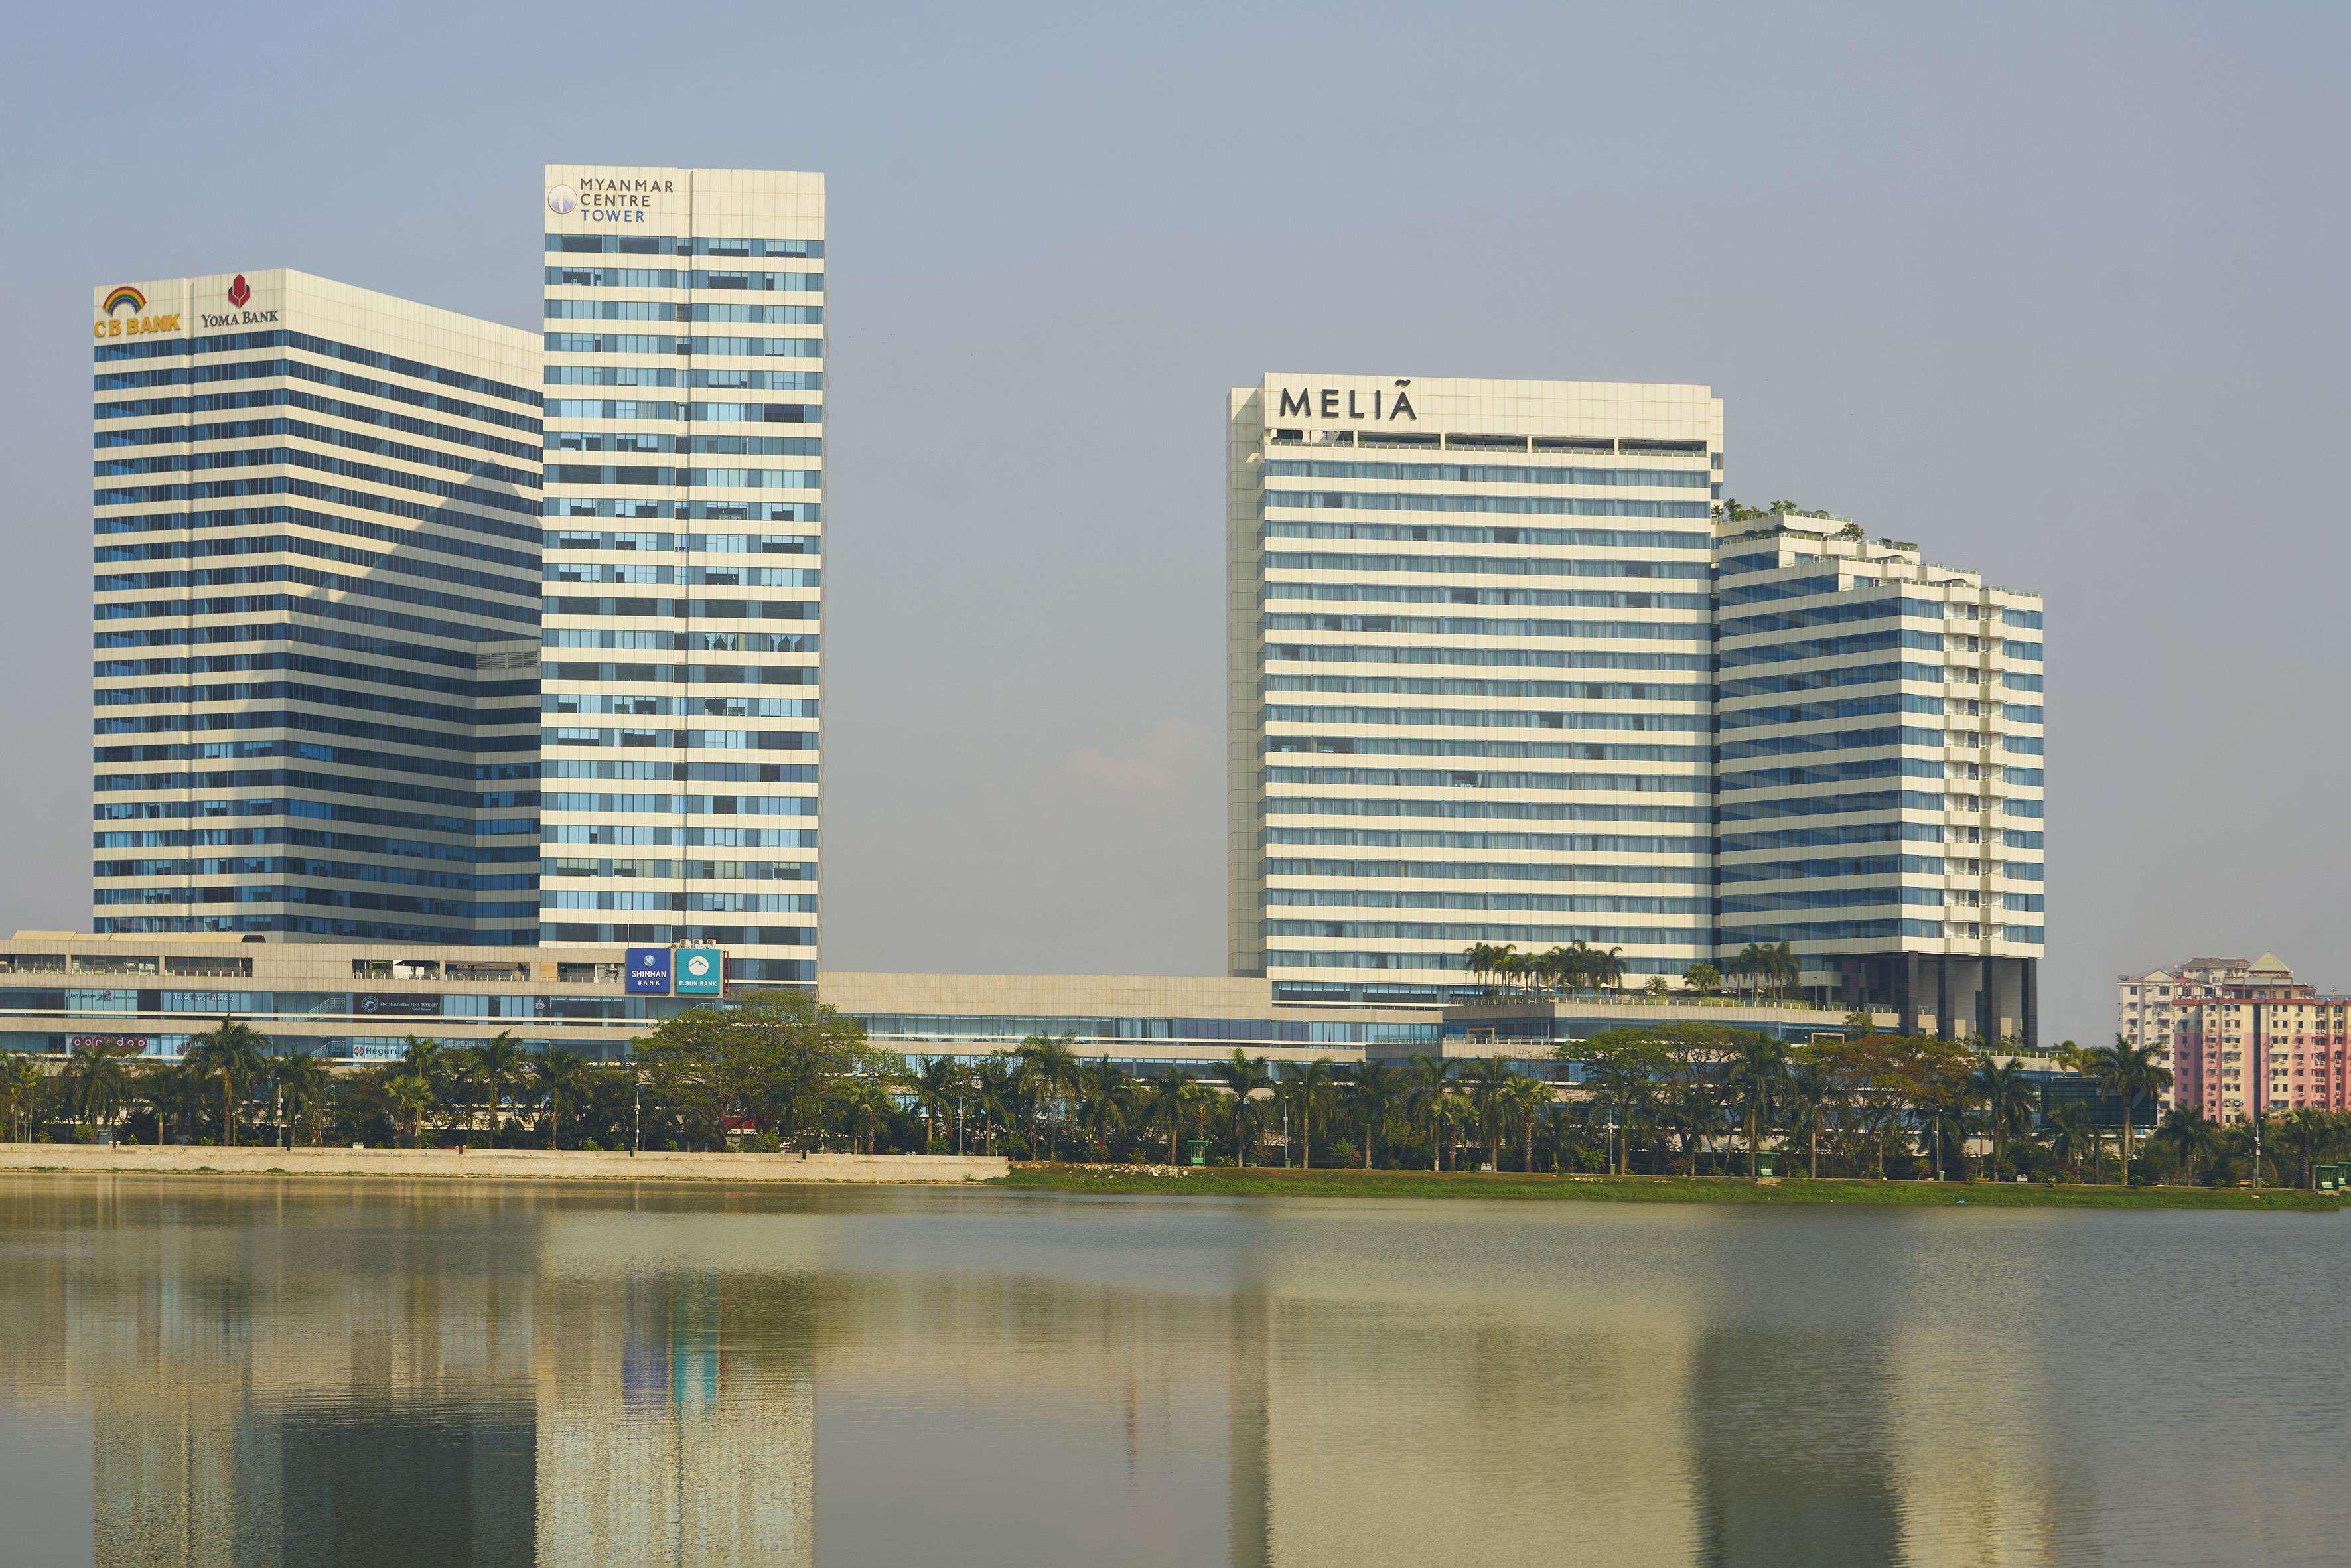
(1183, 1139), (1210, 1167)
(1755, 1151), (1777, 1178)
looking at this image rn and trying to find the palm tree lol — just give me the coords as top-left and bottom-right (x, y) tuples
(1972, 1058), (2035, 1180)
(273, 1052), (332, 1149)
(2044, 1102), (2100, 1183)
(2277, 1106), (2328, 1190)
(532, 1047), (592, 1150)
(909, 1056), (959, 1152)
(1505, 1075), (1552, 1171)
(1464, 1056), (1518, 1170)
(1348, 1061), (1402, 1169)
(1590, 945), (1628, 994)
(1077, 1058), (1140, 1158)
(1720, 1035), (1792, 1178)
(386, 1071), (432, 1147)
(1281, 1058), (1340, 1169)
(835, 1073), (895, 1153)
(1013, 1033), (1083, 1159)
(2082, 1036), (2174, 1187)
(0, 1051), (49, 1141)
(468, 1033), (525, 1146)
(1782, 1060), (1835, 1178)
(1219, 1050), (1273, 1166)
(1403, 1052), (1453, 1171)
(1141, 1072), (1204, 1165)
(183, 1016), (268, 1147)
(61, 1041), (135, 1139)
(2157, 1107), (2221, 1186)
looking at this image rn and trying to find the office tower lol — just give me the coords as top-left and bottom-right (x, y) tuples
(538, 165), (825, 985)
(1712, 514), (2044, 1040)
(90, 269), (543, 944)
(1227, 375), (1724, 1001)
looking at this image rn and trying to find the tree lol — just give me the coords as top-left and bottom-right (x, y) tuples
(1076, 1058), (1140, 1157)
(1972, 1059), (2036, 1181)
(2081, 1036), (2174, 1186)
(60, 1040), (137, 1138)
(1280, 1058), (1340, 1169)
(1219, 1051), (1273, 1166)
(1505, 1075), (1553, 1171)
(2157, 1107), (2221, 1186)
(1013, 1033), (1084, 1159)
(1682, 963), (1721, 997)
(0, 1051), (48, 1141)
(386, 1072), (433, 1147)
(2276, 1106), (2330, 1190)
(1403, 1052), (1454, 1171)
(833, 1070), (899, 1153)
(272, 1052), (332, 1149)
(468, 1033), (526, 1145)
(1141, 1072), (1204, 1165)
(1348, 1061), (1402, 1169)
(1719, 1034), (1792, 1178)
(532, 1047), (593, 1150)
(1464, 1056), (1518, 1171)
(1781, 1058), (1836, 1177)
(910, 1056), (961, 1152)
(183, 1017), (269, 1147)
(634, 990), (875, 1150)
(2044, 1101), (2100, 1183)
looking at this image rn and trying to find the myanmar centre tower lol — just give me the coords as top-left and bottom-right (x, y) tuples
(1228, 376), (1723, 1002)
(539, 166), (825, 985)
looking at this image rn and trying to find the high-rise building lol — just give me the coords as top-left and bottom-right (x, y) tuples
(537, 166), (826, 986)
(2160, 956), (2351, 1121)
(1713, 515), (2045, 1040)
(2119, 953), (2278, 1107)
(1226, 374), (2046, 1039)
(1227, 375), (1724, 1002)
(90, 269), (543, 944)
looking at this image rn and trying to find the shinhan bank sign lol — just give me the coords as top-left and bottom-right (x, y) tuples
(624, 945), (724, 996)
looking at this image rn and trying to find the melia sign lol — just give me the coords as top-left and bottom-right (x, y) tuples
(624, 946), (674, 995)
(1276, 380), (1417, 422)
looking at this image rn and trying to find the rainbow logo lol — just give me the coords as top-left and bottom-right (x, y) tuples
(102, 285), (147, 317)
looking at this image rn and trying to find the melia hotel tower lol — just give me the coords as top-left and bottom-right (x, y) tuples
(538, 165), (826, 985)
(1228, 375), (1725, 1004)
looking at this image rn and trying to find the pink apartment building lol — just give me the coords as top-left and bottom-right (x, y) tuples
(2167, 966), (2351, 1122)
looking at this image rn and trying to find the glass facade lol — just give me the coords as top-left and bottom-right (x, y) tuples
(536, 167), (825, 985)
(89, 272), (543, 944)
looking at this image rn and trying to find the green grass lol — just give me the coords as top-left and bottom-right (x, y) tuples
(997, 1164), (2345, 1212)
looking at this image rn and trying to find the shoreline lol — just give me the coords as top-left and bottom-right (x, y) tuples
(996, 1165), (2347, 1212)
(0, 1143), (1006, 1185)
(1, 1148), (2335, 1211)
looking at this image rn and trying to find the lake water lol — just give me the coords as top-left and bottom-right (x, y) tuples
(0, 1177), (2342, 1567)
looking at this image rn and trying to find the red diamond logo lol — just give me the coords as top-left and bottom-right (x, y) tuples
(227, 275), (251, 308)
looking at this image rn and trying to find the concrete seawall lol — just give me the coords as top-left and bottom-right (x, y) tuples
(0, 1143), (1007, 1184)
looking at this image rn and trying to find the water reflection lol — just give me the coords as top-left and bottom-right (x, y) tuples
(0, 1180), (2343, 1566)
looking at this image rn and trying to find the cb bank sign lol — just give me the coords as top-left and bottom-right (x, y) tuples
(92, 284), (180, 340)
(625, 945), (725, 996)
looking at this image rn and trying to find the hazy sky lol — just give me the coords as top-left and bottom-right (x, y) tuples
(4, 1), (2344, 1043)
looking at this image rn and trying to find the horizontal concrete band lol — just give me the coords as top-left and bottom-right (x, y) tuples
(0, 1143), (1005, 1184)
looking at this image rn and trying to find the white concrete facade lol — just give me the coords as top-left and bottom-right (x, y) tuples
(1713, 516), (2046, 1040)
(537, 166), (826, 985)
(90, 269), (542, 944)
(1229, 375), (1724, 1002)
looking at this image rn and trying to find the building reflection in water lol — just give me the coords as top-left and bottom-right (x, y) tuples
(0, 1180), (2332, 1565)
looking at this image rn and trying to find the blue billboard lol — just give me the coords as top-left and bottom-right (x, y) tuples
(624, 946), (673, 995)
